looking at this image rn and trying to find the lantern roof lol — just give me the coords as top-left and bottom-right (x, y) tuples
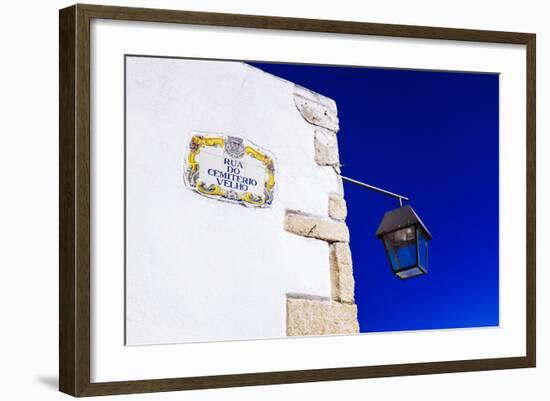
(375, 205), (432, 240)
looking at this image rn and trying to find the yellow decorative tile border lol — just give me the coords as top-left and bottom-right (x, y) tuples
(184, 134), (276, 207)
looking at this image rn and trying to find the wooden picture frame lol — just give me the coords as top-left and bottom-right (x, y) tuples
(59, 3), (536, 397)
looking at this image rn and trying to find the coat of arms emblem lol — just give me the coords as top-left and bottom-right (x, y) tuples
(224, 136), (245, 159)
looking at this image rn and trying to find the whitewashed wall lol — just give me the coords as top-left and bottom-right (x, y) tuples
(125, 57), (342, 345)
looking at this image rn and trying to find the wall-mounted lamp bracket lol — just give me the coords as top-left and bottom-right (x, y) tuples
(339, 175), (409, 207)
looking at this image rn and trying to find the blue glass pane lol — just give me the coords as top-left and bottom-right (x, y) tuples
(383, 227), (418, 271)
(395, 243), (417, 269)
(417, 229), (429, 271)
(384, 241), (400, 271)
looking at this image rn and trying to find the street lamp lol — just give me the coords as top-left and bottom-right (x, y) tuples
(339, 175), (432, 280)
(375, 205), (432, 279)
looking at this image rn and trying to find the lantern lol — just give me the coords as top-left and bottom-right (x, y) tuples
(375, 205), (432, 279)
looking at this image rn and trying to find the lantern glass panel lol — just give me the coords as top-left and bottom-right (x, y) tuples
(383, 226), (417, 271)
(418, 228), (429, 271)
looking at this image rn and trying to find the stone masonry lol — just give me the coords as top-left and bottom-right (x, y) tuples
(283, 212), (349, 243)
(283, 85), (359, 336)
(286, 298), (358, 336)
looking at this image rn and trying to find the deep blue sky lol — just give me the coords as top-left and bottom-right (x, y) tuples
(251, 62), (499, 333)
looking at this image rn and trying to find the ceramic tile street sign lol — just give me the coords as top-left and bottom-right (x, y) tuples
(183, 134), (276, 207)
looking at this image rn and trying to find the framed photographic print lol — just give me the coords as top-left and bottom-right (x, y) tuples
(59, 4), (536, 397)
